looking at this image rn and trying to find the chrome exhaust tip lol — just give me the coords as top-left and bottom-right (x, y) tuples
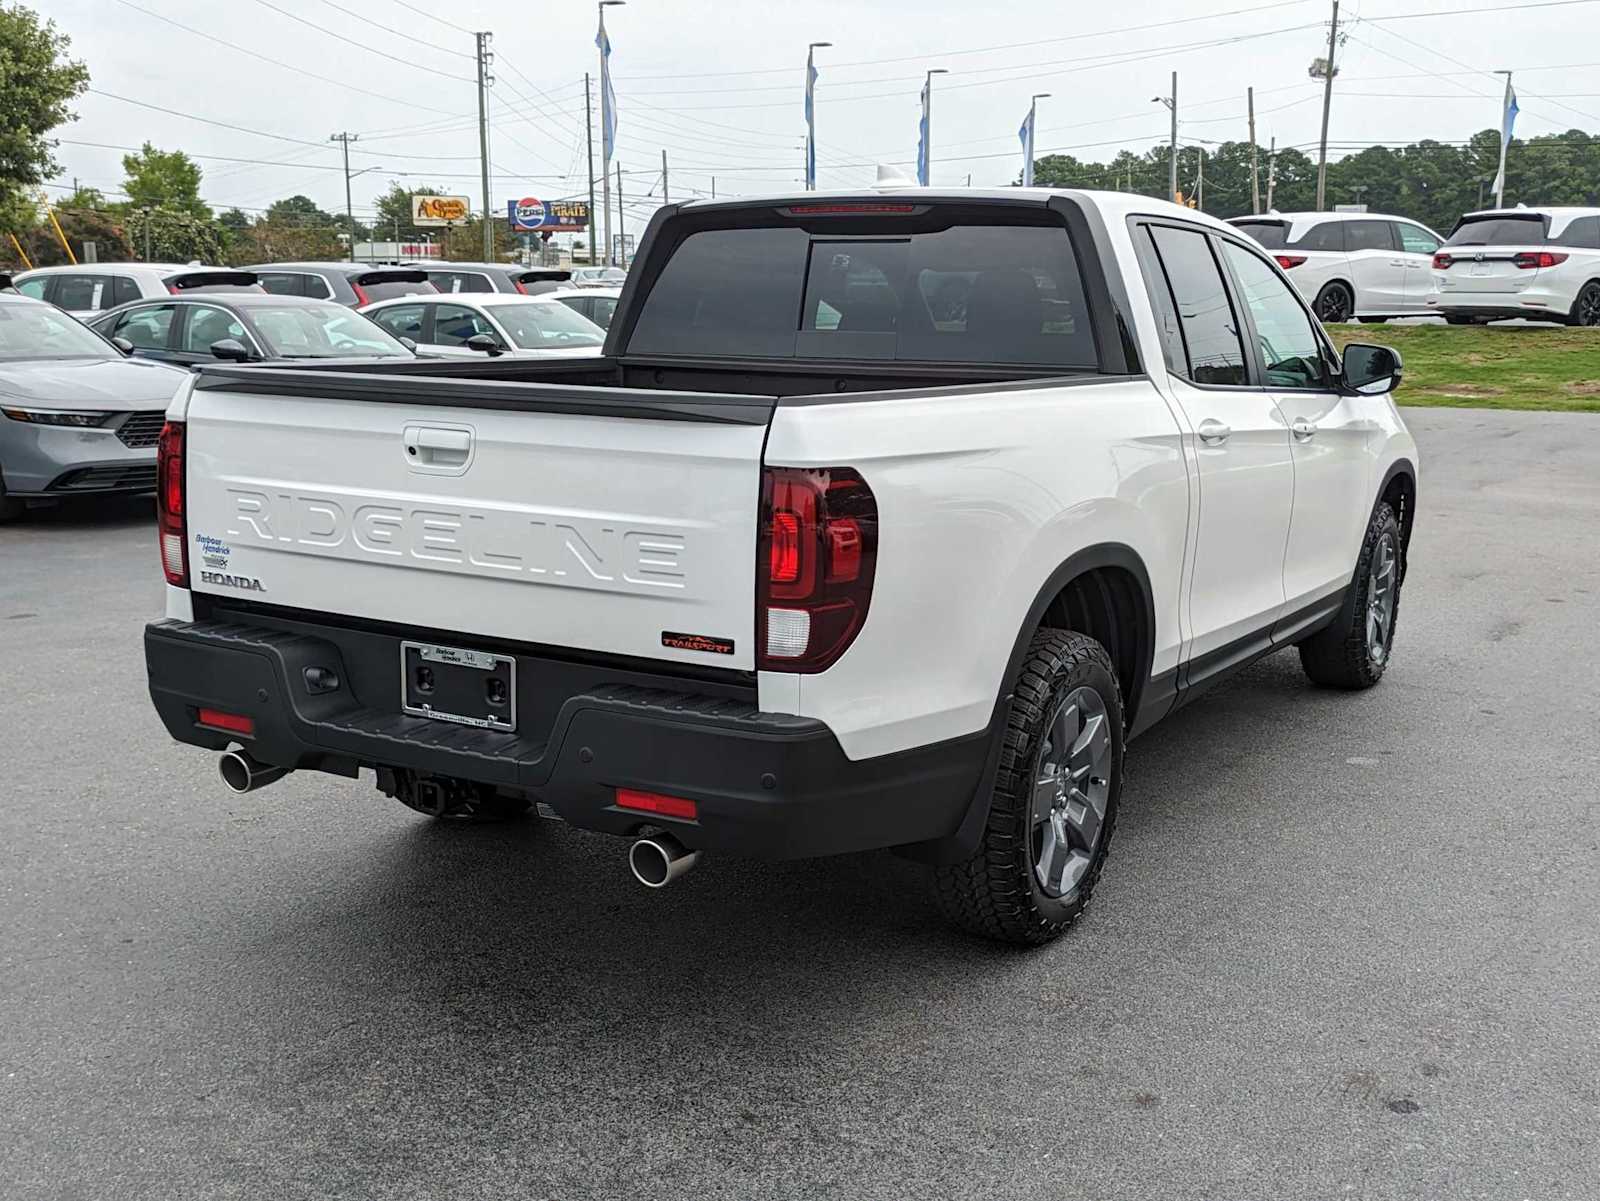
(218, 749), (290, 795)
(628, 832), (699, 889)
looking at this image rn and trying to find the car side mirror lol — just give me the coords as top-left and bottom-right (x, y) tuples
(209, 338), (253, 363)
(465, 333), (502, 357)
(1340, 343), (1401, 395)
(399, 336), (418, 352)
(111, 336), (135, 356)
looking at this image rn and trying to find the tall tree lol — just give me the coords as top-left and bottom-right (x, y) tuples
(0, 4), (89, 217)
(121, 143), (209, 218)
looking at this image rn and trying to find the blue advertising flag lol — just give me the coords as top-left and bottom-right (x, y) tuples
(1492, 84), (1518, 198)
(597, 16), (617, 165)
(1019, 106), (1036, 188)
(917, 79), (931, 186)
(805, 48), (818, 190)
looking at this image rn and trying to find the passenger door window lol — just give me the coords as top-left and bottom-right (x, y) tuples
(431, 304), (500, 346)
(111, 275), (143, 306)
(1293, 222), (1345, 252)
(1344, 221), (1397, 253)
(52, 274), (111, 312)
(180, 305), (251, 356)
(256, 272), (304, 297)
(369, 303), (427, 341)
(1219, 241), (1328, 390)
(109, 304), (178, 351)
(1394, 224), (1440, 255)
(1145, 225), (1248, 386)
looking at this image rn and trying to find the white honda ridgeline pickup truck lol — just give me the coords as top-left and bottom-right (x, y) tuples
(145, 189), (1417, 945)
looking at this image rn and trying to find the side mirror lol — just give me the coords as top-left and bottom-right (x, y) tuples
(465, 333), (502, 357)
(1340, 343), (1401, 395)
(399, 336), (418, 352)
(111, 336), (135, 356)
(209, 338), (253, 363)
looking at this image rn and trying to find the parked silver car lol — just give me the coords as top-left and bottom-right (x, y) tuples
(0, 294), (185, 520)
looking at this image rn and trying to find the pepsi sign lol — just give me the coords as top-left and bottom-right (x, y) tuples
(507, 197), (589, 232)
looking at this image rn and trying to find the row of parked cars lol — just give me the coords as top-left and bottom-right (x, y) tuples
(0, 261), (625, 520)
(1227, 204), (1600, 326)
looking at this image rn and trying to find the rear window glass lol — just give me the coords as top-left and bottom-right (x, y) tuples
(359, 275), (437, 302)
(1232, 221), (1288, 249)
(1554, 216), (1600, 249)
(628, 221), (1097, 367)
(1446, 216), (1548, 246)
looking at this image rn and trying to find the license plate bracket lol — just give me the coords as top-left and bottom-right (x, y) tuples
(400, 641), (516, 732)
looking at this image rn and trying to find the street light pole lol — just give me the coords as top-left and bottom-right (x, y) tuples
(475, 31), (495, 260)
(584, 71), (597, 266)
(330, 131), (358, 261)
(1152, 74), (1177, 203)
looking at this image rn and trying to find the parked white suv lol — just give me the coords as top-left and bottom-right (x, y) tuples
(1229, 212), (1444, 323)
(144, 189), (1418, 945)
(1428, 207), (1600, 325)
(14, 264), (261, 320)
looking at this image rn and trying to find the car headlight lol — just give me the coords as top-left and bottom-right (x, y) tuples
(0, 407), (111, 427)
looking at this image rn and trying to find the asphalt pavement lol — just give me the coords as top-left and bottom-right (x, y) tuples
(3, 407), (1598, 1201)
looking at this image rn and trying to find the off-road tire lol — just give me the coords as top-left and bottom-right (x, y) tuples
(933, 630), (1125, 946)
(1298, 501), (1403, 689)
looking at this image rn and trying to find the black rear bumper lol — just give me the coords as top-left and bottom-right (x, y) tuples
(144, 617), (987, 860)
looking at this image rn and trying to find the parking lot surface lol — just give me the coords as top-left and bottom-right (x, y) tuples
(3, 407), (1598, 1201)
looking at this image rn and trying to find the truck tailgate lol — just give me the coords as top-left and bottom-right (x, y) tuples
(181, 375), (769, 670)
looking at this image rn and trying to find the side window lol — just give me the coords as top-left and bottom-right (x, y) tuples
(1145, 225), (1248, 386)
(256, 273), (301, 297)
(593, 297), (618, 328)
(300, 274), (334, 300)
(431, 304), (498, 346)
(111, 304), (177, 350)
(1555, 216), (1600, 249)
(1345, 220), (1397, 252)
(1219, 241), (1328, 391)
(457, 273), (494, 293)
(371, 303), (426, 340)
(1294, 222), (1345, 252)
(53, 274), (110, 312)
(17, 277), (48, 300)
(112, 275), (142, 305)
(429, 272), (461, 293)
(1394, 224), (1440, 255)
(181, 305), (249, 354)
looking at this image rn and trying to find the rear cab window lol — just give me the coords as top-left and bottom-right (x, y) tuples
(626, 210), (1099, 369)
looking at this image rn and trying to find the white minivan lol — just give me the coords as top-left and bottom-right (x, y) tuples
(1428, 207), (1600, 326)
(1228, 212), (1445, 323)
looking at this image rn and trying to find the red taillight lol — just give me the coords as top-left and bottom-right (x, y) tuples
(615, 788), (698, 820)
(197, 708), (254, 736)
(1433, 252), (1454, 269)
(757, 466), (877, 673)
(513, 279), (529, 294)
(157, 420), (188, 587)
(167, 283), (181, 295)
(351, 282), (371, 306)
(1274, 254), (1307, 269)
(784, 203), (917, 215)
(1513, 250), (1568, 269)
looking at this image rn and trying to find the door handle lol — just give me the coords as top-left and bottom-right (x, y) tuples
(1196, 419), (1231, 445)
(403, 424), (473, 471)
(1291, 418), (1317, 441)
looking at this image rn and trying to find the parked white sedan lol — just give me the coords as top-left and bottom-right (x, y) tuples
(1228, 211), (1444, 323)
(358, 293), (606, 359)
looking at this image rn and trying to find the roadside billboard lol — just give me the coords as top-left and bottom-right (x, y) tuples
(411, 195), (472, 226)
(507, 197), (590, 232)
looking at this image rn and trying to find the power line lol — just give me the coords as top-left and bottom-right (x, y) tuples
(309, 0), (475, 58)
(247, 0), (475, 83)
(388, 0), (472, 35)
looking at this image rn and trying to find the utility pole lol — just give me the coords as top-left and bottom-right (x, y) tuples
(475, 31), (495, 261)
(584, 72), (597, 266)
(1315, 0), (1339, 210)
(711, 176), (716, 199)
(1166, 73), (1178, 202)
(661, 149), (670, 203)
(1196, 147), (1204, 211)
(1267, 136), (1278, 210)
(615, 162), (625, 266)
(330, 131), (358, 261)
(1248, 86), (1260, 214)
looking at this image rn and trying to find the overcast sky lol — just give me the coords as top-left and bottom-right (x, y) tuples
(43, 0), (1600, 228)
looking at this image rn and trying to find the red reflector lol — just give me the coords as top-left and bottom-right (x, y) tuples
(1433, 252), (1454, 269)
(198, 708), (254, 736)
(615, 789), (698, 820)
(785, 203), (917, 215)
(1274, 254), (1307, 269)
(770, 511), (801, 583)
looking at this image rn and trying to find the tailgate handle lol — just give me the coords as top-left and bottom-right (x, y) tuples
(404, 425), (473, 472)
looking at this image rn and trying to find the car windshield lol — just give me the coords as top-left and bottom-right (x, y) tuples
(0, 303), (115, 361)
(1446, 215), (1548, 246)
(484, 302), (605, 349)
(247, 304), (412, 358)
